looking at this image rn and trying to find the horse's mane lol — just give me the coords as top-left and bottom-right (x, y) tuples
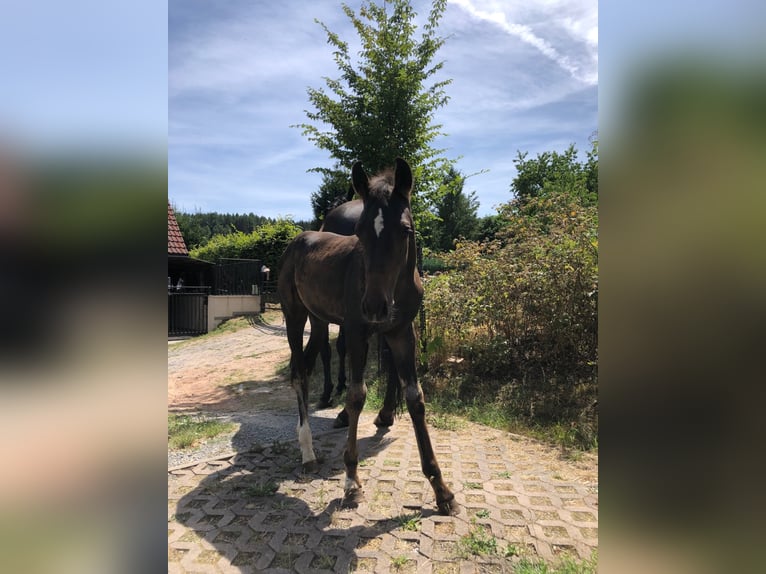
(367, 167), (396, 201)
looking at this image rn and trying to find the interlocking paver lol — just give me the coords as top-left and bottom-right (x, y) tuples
(169, 412), (597, 572)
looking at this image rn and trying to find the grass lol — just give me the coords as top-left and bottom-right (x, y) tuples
(243, 481), (278, 497)
(454, 522), (597, 572)
(169, 316), (252, 349)
(427, 412), (466, 431)
(514, 550), (598, 574)
(361, 367), (596, 454)
(419, 385), (598, 452)
(390, 555), (411, 570)
(168, 413), (235, 450)
(456, 520), (498, 558)
(394, 512), (421, 532)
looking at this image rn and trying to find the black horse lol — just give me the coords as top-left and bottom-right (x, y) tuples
(278, 158), (458, 515)
(301, 198), (362, 410)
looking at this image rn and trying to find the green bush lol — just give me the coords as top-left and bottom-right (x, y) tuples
(422, 188), (597, 441)
(189, 219), (303, 274)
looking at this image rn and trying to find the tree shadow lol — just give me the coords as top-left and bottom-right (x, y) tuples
(170, 420), (433, 572)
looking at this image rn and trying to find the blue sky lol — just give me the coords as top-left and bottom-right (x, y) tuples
(169, 0), (598, 220)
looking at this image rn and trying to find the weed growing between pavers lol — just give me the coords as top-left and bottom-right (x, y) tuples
(391, 554), (416, 572)
(456, 519), (499, 558)
(395, 512), (422, 532)
(243, 480), (278, 497)
(311, 554), (337, 570)
(514, 549), (598, 574)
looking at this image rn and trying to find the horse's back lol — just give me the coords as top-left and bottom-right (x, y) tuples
(320, 200), (363, 235)
(281, 231), (358, 324)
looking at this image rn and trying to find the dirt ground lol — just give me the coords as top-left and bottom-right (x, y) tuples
(168, 311), (335, 414)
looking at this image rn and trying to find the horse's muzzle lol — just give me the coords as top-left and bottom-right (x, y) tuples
(362, 296), (390, 324)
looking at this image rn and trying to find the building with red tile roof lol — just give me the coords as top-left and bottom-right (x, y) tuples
(168, 202), (188, 256)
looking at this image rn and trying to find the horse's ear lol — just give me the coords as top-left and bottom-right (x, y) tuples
(351, 161), (368, 199)
(394, 158), (413, 201)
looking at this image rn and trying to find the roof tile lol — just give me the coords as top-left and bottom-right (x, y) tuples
(168, 202), (188, 255)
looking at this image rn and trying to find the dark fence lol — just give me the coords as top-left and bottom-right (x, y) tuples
(214, 258), (263, 295)
(168, 291), (209, 336)
(260, 279), (280, 312)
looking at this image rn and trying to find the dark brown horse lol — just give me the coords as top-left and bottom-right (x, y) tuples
(301, 198), (362, 409)
(278, 158), (458, 515)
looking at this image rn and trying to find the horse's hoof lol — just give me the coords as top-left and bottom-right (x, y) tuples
(437, 496), (461, 516)
(302, 459), (319, 474)
(374, 412), (394, 427)
(317, 397), (333, 409)
(341, 487), (364, 509)
(333, 410), (349, 428)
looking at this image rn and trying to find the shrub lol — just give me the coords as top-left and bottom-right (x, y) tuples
(422, 188), (597, 438)
(190, 219), (303, 275)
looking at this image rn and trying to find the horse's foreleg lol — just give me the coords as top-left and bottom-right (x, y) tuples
(386, 325), (459, 516)
(341, 336), (368, 505)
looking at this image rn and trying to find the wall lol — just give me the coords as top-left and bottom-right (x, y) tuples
(207, 295), (261, 332)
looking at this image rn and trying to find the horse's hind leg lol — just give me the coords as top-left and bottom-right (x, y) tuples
(307, 317), (333, 409)
(385, 324), (459, 516)
(335, 326), (347, 396)
(284, 307), (317, 471)
(373, 357), (399, 427)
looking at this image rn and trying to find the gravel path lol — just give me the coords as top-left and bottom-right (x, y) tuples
(168, 313), (345, 468)
(167, 410), (344, 468)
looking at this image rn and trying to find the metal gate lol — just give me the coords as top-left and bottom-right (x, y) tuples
(214, 258), (263, 295)
(260, 279), (280, 312)
(168, 291), (208, 336)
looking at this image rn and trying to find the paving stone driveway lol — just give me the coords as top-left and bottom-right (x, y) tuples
(168, 411), (598, 573)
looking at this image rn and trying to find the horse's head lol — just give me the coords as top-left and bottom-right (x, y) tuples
(351, 158), (415, 324)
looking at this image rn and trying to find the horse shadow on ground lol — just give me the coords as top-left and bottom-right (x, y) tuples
(170, 418), (437, 573)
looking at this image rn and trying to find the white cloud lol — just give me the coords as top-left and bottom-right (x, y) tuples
(449, 0), (597, 85)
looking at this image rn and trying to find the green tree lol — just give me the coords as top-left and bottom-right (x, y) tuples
(175, 210), (212, 249)
(474, 214), (504, 242)
(295, 0), (455, 228)
(310, 164), (354, 228)
(511, 141), (598, 207)
(430, 167), (480, 251)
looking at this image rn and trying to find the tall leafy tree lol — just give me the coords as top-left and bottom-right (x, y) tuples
(431, 167), (479, 251)
(309, 164), (354, 229)
(296, 0), (455, 228)
(510, 140), (598, 207)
